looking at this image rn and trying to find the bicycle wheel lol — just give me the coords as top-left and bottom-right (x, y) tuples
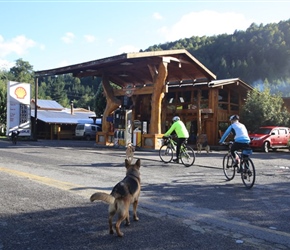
(159, 145), (174, 163)
(223, 154), (236, 180)
(180, 146), (195, 167)
(241, 158), (256, 189)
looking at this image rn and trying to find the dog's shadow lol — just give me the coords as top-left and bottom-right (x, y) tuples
(70, 186), (111, 192)
(60, 162), (123, 168)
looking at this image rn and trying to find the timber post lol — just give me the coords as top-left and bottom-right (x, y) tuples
(149, 60), (168, 134)
(101, 75), (122, 133)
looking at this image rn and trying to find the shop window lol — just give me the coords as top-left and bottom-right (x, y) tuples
(218, 89), (228, 102)
(218, 122), (229, 139)
(178, 91), (191, 103)
(219, 103), (228, 110)
(230, 105), (239, 111)
(230, 91), (239, 104)
(166, 92), (175, 104)
(193, 91), (198, 103)
(200, 90), (209, 108)
(218, 89), (228, 110)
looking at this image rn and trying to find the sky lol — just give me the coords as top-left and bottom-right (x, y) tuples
(0, 0), (290, 72)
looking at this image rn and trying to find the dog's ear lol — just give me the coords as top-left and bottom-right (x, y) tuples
(135, 159), (141, 168)
(125, 159), (130, 168)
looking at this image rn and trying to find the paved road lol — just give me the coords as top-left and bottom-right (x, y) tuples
(0, 139), (290, 250)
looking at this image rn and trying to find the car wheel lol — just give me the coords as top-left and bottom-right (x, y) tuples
(85, 134), (91, 141)
(263, 141), (270, 153)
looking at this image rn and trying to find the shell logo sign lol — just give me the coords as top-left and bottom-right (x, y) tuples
(14, 86), (27, 99)
(6, 81), (31, 137)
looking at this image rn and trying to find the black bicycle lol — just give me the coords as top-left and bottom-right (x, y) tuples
(159, 135), (196, 167)
(222, 141), (256, 188)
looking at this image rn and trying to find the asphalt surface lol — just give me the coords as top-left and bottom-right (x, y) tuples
(0, 138), (290, 250)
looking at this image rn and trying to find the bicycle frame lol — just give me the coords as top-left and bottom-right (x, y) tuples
(167, 138), (177, 151)
(222, 141), (255, 188)
(159, 136), (195, 167)
(164, 137), (186, 154)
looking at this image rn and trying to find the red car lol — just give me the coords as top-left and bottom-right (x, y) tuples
(249, 126), (290, 152)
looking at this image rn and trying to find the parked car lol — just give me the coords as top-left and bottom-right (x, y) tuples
(248, 126), (290, 152)
(75, 123), (102, 140)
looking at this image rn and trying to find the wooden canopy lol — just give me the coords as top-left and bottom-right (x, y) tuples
(35, 49), (216, 136)
(35, 49), (216, 87)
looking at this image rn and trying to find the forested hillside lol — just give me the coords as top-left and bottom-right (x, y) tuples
(143, 19), (290, 96)
(1, 18), (290, 120)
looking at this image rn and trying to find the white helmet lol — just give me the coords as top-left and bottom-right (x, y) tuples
(172, 116), (180, 122)
(229, 115), (239, 121)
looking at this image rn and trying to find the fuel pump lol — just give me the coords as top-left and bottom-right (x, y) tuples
(113, 108), (132, 146)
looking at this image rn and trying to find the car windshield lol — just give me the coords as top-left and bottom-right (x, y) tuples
(253, 128), (272, 134)
(77, 125), (84, 129)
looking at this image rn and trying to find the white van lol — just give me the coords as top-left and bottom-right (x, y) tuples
(75, 123), (102, 140)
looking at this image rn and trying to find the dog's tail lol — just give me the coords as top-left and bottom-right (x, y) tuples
(90, 192), (115, 204)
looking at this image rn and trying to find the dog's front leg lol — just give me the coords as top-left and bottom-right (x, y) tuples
(133, 200), (139, 221)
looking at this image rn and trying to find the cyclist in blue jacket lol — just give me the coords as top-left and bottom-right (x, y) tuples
(219, 115), (250, 169)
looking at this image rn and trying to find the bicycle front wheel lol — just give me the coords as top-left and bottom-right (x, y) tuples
(241, 158), (256, 189)
(223, 154), (235, 180)
(159, 145), (174, 163)
(180, 146), (195, 167)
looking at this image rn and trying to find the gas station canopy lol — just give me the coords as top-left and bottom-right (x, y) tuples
(35, 49), (216, 87)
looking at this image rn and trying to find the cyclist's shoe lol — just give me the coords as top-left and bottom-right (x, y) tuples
(173, 158), (179, 163)
(233, 160), (240, 168)
(237, 166), (243, 173)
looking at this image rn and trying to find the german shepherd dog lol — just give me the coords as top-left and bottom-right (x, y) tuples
(90, 159), (141, 237)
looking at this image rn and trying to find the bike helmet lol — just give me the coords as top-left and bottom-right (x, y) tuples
(172, 116), (180, 122)
(229, 115), (239, 121)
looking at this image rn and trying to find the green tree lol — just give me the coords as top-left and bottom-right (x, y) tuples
(240, 87), (290, 132)
(9, 59), (34, 84)
(0, 77), (7, 127)
(44, 76), (69, 107)
(0, 71), (8, 131)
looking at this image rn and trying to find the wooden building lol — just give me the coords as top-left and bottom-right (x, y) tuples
(30, 99), (97, 140)
(34, 49), (253, 148)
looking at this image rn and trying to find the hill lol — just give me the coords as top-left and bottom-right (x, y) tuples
(142, 19), (290, 96)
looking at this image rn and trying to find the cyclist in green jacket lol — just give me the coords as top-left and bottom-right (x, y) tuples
(164, 116), (189, 163)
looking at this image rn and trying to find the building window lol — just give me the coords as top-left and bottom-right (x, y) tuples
(200, 90), (209, 108)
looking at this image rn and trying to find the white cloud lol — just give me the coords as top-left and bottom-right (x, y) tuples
(84, 35), (96, 43)
(153, 12), (163, 20)
(61, 32), (75, 44)
(159, 10), (254, 41)
(0, 59), (15, 71)
(117, 45), (140, 54)
(107, 38), (114, 46)
(0, 35), (36, 57)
